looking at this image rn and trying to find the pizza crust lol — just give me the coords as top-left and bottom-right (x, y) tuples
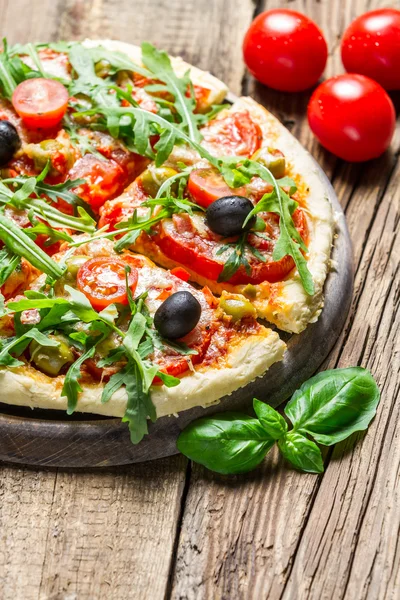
(82, 39), (228, 109)
(0, 328), (285, 418)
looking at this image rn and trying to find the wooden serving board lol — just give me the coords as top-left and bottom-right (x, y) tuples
(0, 126), (353, 468)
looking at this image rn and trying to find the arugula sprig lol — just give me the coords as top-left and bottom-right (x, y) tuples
(0, 214), (64, 279)
(5, 285), (185, 443)
(141, 42), (201, 142)
(177, 367), (380, 475)
(0, 171), (96, 234)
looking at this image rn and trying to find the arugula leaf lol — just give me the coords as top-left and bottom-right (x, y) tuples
(216, 234), (251, 283)
(0, 40), (17, 99)
(122, 360), (154, 444)
(87, 45), (152, 79)
(0, 214), (64, 280)
(0, 327), (59, 367)
(101, 366), (128, 404)
(0, 248), (20, 286)
(0, 174), (96, 233)
(141, 42), (201, 142)
(63, 346), (96, 414)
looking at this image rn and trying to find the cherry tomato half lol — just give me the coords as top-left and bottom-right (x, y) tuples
(187, 168), (245, 208)
(77, 257), (138, 311)
(12, 78), (69, 129)
(308, 74), (396, 162)
(243, 9), (328, 92)
(341, 9), (400, 91)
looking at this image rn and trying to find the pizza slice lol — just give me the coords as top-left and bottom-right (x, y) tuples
(0, 238), (285, 440)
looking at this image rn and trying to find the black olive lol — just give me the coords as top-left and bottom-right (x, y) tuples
(206, 196), (256, 237)
(0, 121), (21, 167)
(154, 291), (201, 340)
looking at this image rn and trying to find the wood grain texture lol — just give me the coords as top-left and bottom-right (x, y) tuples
(169, 1), (400, 599)
(0, 0), (399, 599)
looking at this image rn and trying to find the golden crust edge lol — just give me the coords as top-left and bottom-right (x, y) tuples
(0, 329), (285, 418)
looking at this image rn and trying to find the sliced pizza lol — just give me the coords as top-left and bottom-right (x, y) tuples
(98, 97), (334, 333)
(0, 38), (335, 442)
(0, 238), (285, 439)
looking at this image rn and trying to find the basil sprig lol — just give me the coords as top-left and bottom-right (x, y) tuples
(177, 367), (380, 475)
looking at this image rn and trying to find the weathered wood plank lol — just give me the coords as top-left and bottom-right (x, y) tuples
(38, 457), (188, 600)
(170, 0), (400, 598)
(0, 1), (257, 599)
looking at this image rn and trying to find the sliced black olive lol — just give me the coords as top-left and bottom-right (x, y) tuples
(154, 291), (201, 340)
(0, 121), (21, 167)
(206, 196), (256, 237)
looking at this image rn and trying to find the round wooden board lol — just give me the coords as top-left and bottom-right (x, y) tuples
(0, 140), (353, 468)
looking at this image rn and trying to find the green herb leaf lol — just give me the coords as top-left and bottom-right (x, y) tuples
(0, 248), (20, 286)
(0, 214), (64, 280)
(63, 346), (96, 414)
(285, 367), (381, 445)
(122, 360), (155, 444)
(253, 398), (288, 440)
(141, 42), (201, 142)
(177, 413), (275, 474)
(278, 431), (324, 474)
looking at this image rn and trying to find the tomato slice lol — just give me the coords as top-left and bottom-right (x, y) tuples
(12, 78), (69, 129)
(200, 111), (262, 157)
(187, 168), (246, 208)
(155, 210), (307, 285)
(68, 155), (126, 211)
(77, 257), (138, 311)
(170, 267), (191, 281)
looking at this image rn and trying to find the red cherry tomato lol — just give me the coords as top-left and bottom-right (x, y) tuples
(77, 257), (138, 311)
(187, 168), (245, 208)
(243, 9), (328, 92)
(341, 9), (400, 91)
(12, 78), (69, 129)
(308, 74), (396, 162)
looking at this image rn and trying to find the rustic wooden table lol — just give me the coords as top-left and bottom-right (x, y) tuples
(0, 0), (399, 598)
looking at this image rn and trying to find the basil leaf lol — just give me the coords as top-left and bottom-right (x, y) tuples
(253, 398), (288, 440)
(278, 431), (324, 474)
(285, 367), (380, 445)
(177, 413), (275, 474)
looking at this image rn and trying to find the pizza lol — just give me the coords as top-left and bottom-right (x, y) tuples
(0, 39), (334, 443)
